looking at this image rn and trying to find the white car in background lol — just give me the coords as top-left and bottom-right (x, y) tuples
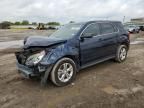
(124, 25), (139, 33)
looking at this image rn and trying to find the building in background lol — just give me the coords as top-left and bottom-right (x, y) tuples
(125, 17), (144, 26)
(131, 18), (144, 22)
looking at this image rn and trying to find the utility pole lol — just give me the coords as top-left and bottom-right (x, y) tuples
(123, 16), (125, 23)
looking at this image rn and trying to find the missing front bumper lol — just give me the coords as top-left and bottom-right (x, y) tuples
(16, 62), (39, 78)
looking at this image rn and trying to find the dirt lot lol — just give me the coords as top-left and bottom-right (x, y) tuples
(0, 30), (144, 108)
(0, 29), (54, 42)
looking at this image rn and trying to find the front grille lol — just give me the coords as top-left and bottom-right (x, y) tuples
(19, 54), (26, 64)
(15, 52), (27, 65)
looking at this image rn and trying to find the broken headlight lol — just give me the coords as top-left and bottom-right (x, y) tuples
(25, 50), (45, 66)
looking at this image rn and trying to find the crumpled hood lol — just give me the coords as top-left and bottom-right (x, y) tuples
(24, 36), (66, 49)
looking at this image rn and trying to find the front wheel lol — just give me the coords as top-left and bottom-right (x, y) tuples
(50, 57), (76, 86)
(115, 45), (128, 63)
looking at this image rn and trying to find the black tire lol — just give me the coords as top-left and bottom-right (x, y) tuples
(50, 57), (76, 86)
(115, 45), (128, 63)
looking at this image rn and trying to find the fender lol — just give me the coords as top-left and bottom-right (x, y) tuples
(40, 42), (79, 66)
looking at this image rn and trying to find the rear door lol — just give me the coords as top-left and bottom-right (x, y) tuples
(99, 23), (118, 57)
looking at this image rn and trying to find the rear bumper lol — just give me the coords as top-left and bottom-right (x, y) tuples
(16, 62), (39, 78)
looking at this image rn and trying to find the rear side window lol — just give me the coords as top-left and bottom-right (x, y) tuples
(101, 23), (115, 34)
(115, 22), (125, 32)
(82, 23), (100, 36)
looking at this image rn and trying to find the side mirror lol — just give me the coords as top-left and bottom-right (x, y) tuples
(81, 33), (96, 38)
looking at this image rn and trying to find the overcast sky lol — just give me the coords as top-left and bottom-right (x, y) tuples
(0, 0), (144, 23)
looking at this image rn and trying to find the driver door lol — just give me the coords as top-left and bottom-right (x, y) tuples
(80, 23), (104, 66)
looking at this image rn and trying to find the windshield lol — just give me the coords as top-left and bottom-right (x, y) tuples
(50, 23), (83, 39)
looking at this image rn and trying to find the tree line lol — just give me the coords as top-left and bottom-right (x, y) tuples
(0, 20), (61, 29)
(0, 20), (76, 29)
(0, 20), (61, 25)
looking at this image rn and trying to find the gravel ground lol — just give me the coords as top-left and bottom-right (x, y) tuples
(0, 30), (144, 108)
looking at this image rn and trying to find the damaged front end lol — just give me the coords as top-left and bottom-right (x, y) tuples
(15, 35), (77, 85)
(15, 47), (50, 78)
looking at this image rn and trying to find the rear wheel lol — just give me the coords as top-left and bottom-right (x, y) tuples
(50, 57), (76, 86)
(115, 45), (128, 63)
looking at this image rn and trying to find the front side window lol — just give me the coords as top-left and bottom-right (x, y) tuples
(82, 23), (100, 37)
(101, 23), (115, 34)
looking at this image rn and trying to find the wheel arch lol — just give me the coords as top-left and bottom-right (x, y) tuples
(56, 55), (80, 72)
(118, 34), (130, 50)
(120, 41), (129, 50)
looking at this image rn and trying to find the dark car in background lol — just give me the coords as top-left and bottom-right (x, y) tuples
(15, 21), (130, 86)
(139, 26), (144, 31)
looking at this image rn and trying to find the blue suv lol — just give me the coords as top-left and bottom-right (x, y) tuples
(15, 21), (130, 86)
